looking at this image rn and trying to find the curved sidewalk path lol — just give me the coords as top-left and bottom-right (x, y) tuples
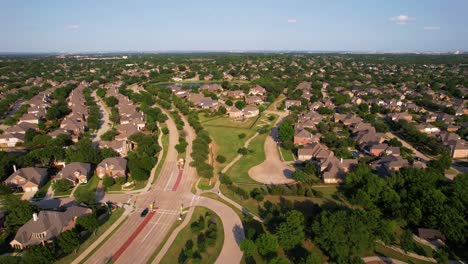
(153, 195), (244, 264)
(221, 132), (259, 174)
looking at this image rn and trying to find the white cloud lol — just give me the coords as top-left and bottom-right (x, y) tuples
(389, 15), (415, 25)
(287, 19), (297, 23)
(65, 25), (80, 30)
(423, 26), (440, 31)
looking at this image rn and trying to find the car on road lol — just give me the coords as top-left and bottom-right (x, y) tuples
(140, 208), (149, 217)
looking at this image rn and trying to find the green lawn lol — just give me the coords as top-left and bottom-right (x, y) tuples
(204, 126), (255, 172)
(74, 174), (100, 196)
(159, 207), (224, 264)
(225, 133), (267, 183)
(372, 243), (434, 264)
(220, 185), (343, 217)
(197, 177), (216, 191)
(153, 133), (169, 184)
(200, 114), (259, 129)
(55, 208), (125, 264)
(53, 188), (73, 197)
(33, 179), (52, 199)
(279, 147), (295, 162)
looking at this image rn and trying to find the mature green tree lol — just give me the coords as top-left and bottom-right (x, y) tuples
(76, 214), (100, 235)
(4, 195), (36, 230)
(240, 239), (256, 256)
(276, 210), (305, 250)
(311, 209), (382, 263)
(300, 252), (322, 264)
(278, 121), (294, 142)
(235, 100), (246, 110)
(269, 257), (291, 264)
(255, 233), (278, 256)
(21, 245), (56, 264)
(57, 229), (80, 254)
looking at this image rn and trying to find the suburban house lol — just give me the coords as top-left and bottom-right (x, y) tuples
(96, 157), (127, 179)
(285, 100), (301, 109)
(294, 129), (320, 145)
(10, 206), (92, 250)
(227, 90), (245, 99)
(416, 124), (441, 134)
(320, 157), (358, 184)
(249, 85), (266, 96)
(18, 113), (39, 124)
(200, 83), (222, 93)
(242, 105), (260, 118)
(0, 132), (26, 148)
(55, 162), (91, 185)
(387, 112), (413, 122)
(4, 167), (48, 192)
(370, 155), (409, 176)
(297, 143), (333, 161)
(245, 96), (264, 105)
(227, 106), (243, 118)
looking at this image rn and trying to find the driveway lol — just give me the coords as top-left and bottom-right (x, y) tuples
(248, 117), (295, 184)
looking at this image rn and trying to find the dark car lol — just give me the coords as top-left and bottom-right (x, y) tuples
(140, 208), (149, 217)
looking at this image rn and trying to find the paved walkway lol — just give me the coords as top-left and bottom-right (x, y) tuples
(221, 133), (259, 174)
(362, 256), (407, 264)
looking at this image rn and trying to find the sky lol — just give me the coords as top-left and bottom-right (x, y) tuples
(1, 0), (467, 53)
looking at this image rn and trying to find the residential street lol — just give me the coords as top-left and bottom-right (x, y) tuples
(91, 90), (111, 143)
(77, 111), (244, 264)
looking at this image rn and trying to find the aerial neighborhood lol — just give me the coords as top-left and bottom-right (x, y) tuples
(0, 53), (466, 264)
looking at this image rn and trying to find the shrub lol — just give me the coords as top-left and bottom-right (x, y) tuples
(238, 133), (246, 139)
(219, 174), (233, 185)
(216, 155), (226, 163)
(102, 177), (115, 188)
(237, 147), (249, 155)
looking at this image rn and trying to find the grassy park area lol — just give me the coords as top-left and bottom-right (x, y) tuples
(159, 207), (224, 264)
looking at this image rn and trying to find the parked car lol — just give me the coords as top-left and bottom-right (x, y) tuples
(140, 208), (149, 217)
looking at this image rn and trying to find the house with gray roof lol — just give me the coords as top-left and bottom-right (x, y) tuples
(96, 157), (127, 179)
(56, 162), (91, 185)
(10, 206), (92, 249)
(4, 167), (48, 192)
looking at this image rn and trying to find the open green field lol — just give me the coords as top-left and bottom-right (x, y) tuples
(200, 114), (259, 129)
(55, 208), (125, 264)
(225, 133), (267, 183)
(370, 243), (434, 264)
(220, 185), (342, 217)
(159, 207), (224, 264)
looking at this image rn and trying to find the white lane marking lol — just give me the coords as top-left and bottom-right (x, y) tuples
(190, 195), (196, 206)
(142, 214), (162, 242)
(164, 169), (175, 191)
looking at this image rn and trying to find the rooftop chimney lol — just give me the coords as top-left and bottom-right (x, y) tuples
(33, 213), (38, 222)
(340, 158), (343, 163)
(13, 164), (17, 172)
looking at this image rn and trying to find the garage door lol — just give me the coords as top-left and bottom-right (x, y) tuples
(24, 187), (38, 192)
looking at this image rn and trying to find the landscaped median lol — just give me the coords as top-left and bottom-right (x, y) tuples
(158, 207), (224, 264)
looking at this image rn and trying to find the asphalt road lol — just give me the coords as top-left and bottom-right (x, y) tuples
(82, 110), (244, 264)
